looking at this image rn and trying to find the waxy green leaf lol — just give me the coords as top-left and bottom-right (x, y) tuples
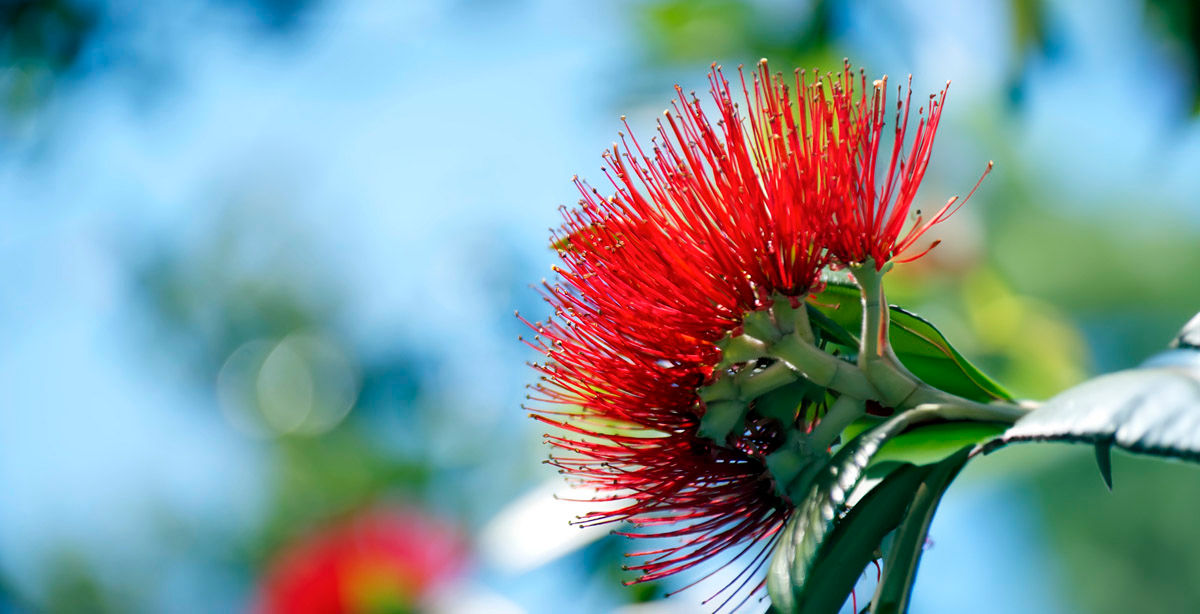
(869, 421), (1007, 467)
(984, 311), (1200, 469)
(983, 352), (1200, 461)
(782, 463), (932, 614)
(767, 408), (947, 613)
(842, 417), (1007, 469)
(1171, 312), (1200, 350)
(811, 282), (1014, 404)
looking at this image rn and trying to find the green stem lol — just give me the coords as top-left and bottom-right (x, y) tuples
(765, 430), (821, 498)
(735, 361), (798, 399)
(700, 280), (1032, 458)
(771, 334), (877, 401)
(886, 399), (1028, 433)
(853, 260), (891, 365)
(808, 394), (866, 450)
(791, 300), (815, 344)
(848, 260), (1032, 421)
(718, 334), (768, 369)
(907, 397), (1029, 423)
(700, 361), (798, 404)
(853, 261), (934, 406)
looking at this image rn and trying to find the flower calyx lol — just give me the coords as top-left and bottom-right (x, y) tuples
(698, 293), (871, 500)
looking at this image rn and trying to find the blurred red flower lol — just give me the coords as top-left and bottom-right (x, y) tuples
(256, 506), (466, 614)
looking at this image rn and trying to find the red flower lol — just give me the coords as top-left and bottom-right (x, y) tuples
(821, 66), (990, 269)
(522, 60), (838, 610)
(256, 506), (465, 614)
(523, 59), (980, 610)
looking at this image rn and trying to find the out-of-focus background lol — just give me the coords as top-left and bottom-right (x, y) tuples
(1, 0), (1199, 612)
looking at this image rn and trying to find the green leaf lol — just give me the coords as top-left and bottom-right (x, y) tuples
(792, 463), (932, 614)
(1172, 312), (1200, 350)
(1094, 440), (1114, 490)
(870, 421), (1007, 467)
(869, 446), (973, 614)
(756, 379), (824, 424)
(767, 408), (946, 613)
(806, 302), (858, 348)
(811, 282), (1014, 403)
(984, 312), (1200, 464)
(844, 417), (1006, 467)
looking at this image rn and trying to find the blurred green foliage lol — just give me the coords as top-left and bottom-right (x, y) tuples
(638, 0), (835, 68)
(40, 552), (136, 614)
(1146, 0), (1200, 113)
(988, 199), (1200, 370)
(0, 0), (97, 115)
(247, 424), (435, 567)
(634, 0), (1200, 115)
(1031, 451), (1200, 613)
(0, 0), (319, 130)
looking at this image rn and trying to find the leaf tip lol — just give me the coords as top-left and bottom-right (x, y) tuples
(1094, 440), (1114, 491)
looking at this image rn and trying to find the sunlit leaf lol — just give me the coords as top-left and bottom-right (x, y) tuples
(767, 408), (945, 613)
(780, 463), (931, 614)
(985, 312), (1200, 464)
(842, 417), (1007, 469)
(811, 282), (1014, 404)
(806, 303), (858, 348)
(870, 421), (1007, 467)
(1172, 312), (1200, 349)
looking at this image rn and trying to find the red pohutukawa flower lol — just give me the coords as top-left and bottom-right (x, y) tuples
(521, 59), (970, 610)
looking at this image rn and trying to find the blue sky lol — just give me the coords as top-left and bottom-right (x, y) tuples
(0, 0), (1195, 611)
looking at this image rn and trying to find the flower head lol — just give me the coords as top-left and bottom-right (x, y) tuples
(256, 506), (465, 614)
(522, 59), (980, 609)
